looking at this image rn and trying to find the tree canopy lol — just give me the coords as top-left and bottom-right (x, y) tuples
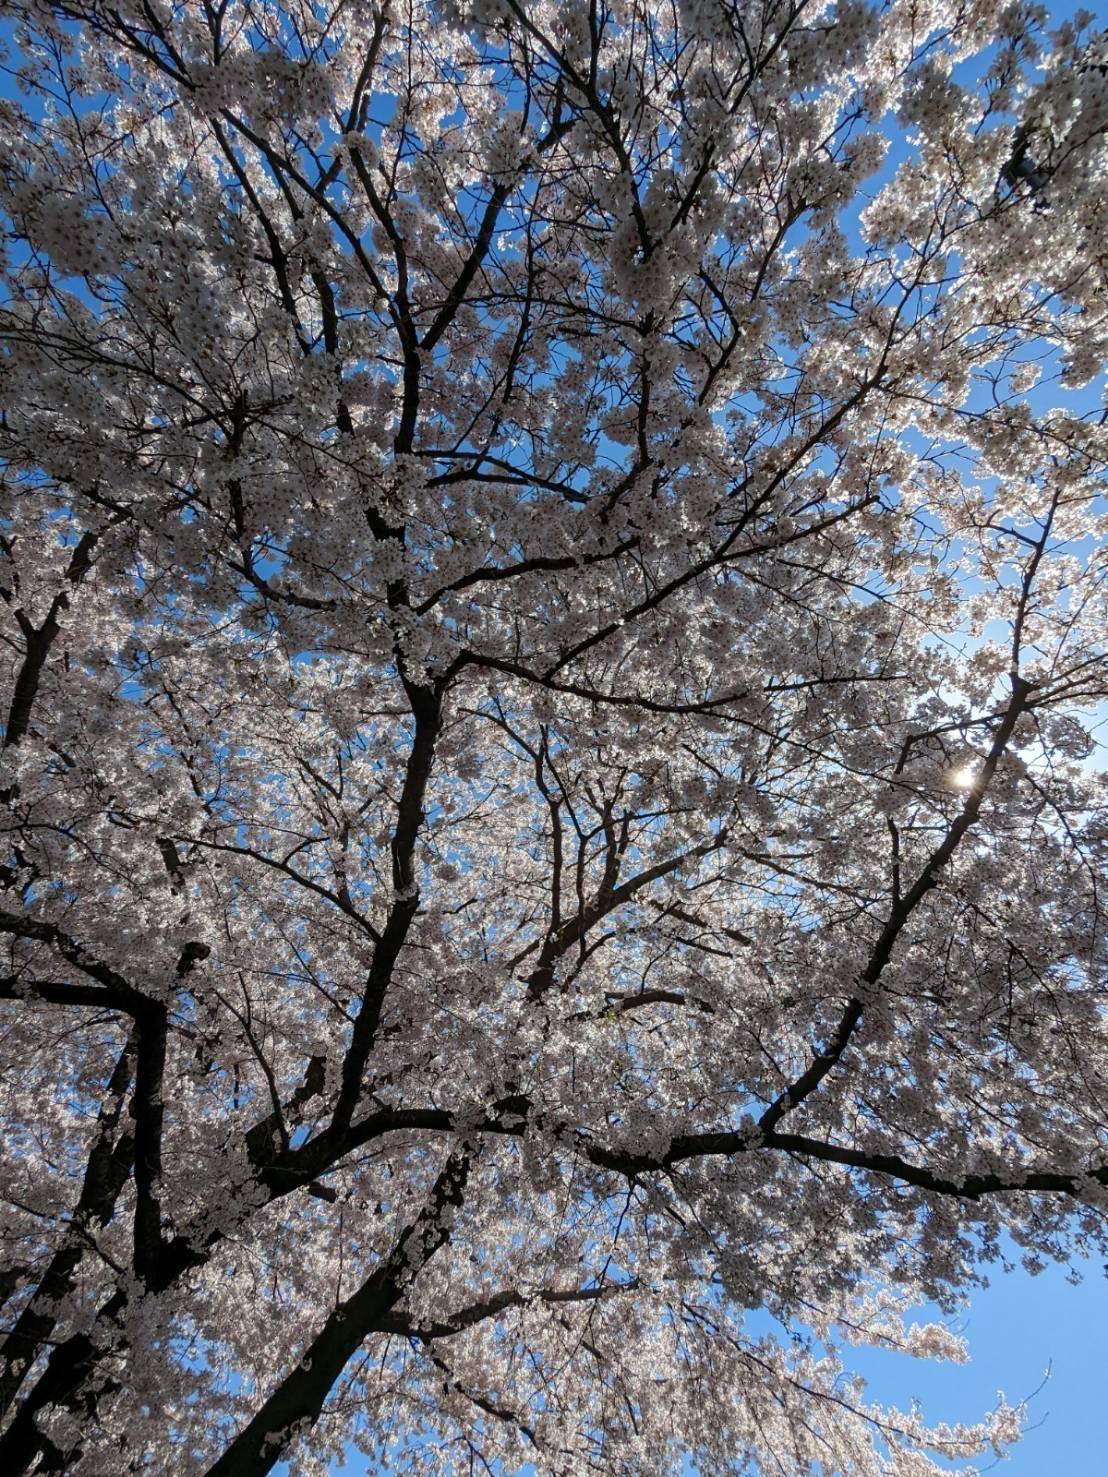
(0, 0), (1106, 1472)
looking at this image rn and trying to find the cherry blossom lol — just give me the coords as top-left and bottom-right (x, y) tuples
(0, 1), (1106, 1473)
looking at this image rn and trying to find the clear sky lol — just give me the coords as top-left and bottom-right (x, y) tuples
(845, 1256), (1108, 1475)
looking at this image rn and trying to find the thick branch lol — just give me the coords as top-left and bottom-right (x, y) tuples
(0, 1032), (135, 1418)
(327, 685), (443, 1135)
(757, 675), (1034, 1135)
(2, 531), (98, 755)
(204, 1145), (473, 1477)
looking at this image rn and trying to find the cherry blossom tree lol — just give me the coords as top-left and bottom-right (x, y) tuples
(0, 0), (1106, 1471)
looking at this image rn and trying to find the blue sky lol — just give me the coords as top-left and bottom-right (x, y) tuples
(848, 1255), (1108, 1475)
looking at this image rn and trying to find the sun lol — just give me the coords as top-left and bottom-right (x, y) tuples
(950, 764), (979, 791)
